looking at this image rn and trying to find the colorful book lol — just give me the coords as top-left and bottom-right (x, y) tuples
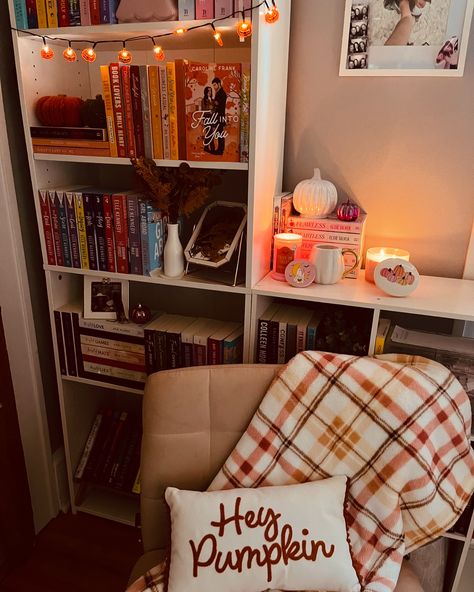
(296, 229), (363, 245)
(139, 65), (153, 159)
(158, 65), (170, 159)
(306, 311), (323, 351)
(138, 198), (150, 276)
(92, 193), (108, 272)
(33, 145), (110, 157)
(102, 193), (116, 273)
(99, 0), (110, 23)
(208, 321), (240, 365)
(82, 192), (98, 271)
(185, 61), (241, 162)
(165, 315), (197, 369)
(64, 188), (81, 268)
(31, 126), (107, 141)
(375, 318), (391, 354)
(166, 61), (179, 160)
(32, 138), (110, 149)
(74, 411), (104, 480)
(148, 65), (163, 159)
(256, 302), (280, 364)
(99, 66), (118, 157)
(89, 0), (100, 24)
(45, 0), (58, 27)
(121, 65), (136, 158)
(178, 0), (194, 19)
(180, 317), (207, 367)
(143, 313), (176, 374)
(69, 0), (81, 25)
(240, 62), (251, 163)
(38, 189), (56, 265)
(25, 0), (38, 28)
(126, 193), (142, 275)
(286, 212), (367, 234)
(215, 0), (233, 18)
(79, 0), (91, 25)
(57, 0), (70, 26)
(130, 66), (145, 158)
(111, 192), (129, 274)
(35, 0), (48, 28)
(14, 0), (29, 29)
(146, 203), (164, 276)
(109, 63), (127, 158)
(223, 325), (244, 364)
(74, 191), (90, 269)
(48, 189), (64, 267)
(80, 333), (145, 355)
(195, 0), (213, 19)
(193, 318), (222, 366)
(81, 344), (145, 367)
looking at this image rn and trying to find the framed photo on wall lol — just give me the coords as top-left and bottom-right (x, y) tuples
(83, 277), (129, 320)
(339, 0), (474, 76)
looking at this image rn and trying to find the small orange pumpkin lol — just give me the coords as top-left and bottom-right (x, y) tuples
(35, 95), (85, 127)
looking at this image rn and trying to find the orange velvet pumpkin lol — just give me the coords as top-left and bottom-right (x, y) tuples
(35, 95), (85, 127)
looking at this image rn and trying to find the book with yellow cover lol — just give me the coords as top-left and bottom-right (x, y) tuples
(99, 65), (118, 157)
(46, 0), (58, 27)
(74, 192), (90, 269)
(166, 62), (179, 160)
(147, 65), (163, 159)
(36, 0), (48, 28)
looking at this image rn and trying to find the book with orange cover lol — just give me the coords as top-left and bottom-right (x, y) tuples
(148, 65), (163, 159)
(33, 145), (110, 157)
(184, 62), (241, 162)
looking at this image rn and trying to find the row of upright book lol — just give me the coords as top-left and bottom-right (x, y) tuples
(39, 186), (167, 276)
(14, 1), (252, 29)
(272, 192), (367, 279)
(99, 60), (250, 163)
(54, 303), (244, 390)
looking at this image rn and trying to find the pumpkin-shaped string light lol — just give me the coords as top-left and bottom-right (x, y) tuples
(81, 43), (97, 63)
(118, 42), (132, 64)
(237, 11), (252, 42)
(211, 23), (224, 47)
(174, 26), (187, 36)
(264, 0), (280, 24)
(151, 38), (165, 61)
(40, 37), (54, 60)
(63, 41), (77, 62)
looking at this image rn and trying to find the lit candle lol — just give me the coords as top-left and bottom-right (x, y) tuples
(272, 233), (302, 281)
(365, 247), (410, 283)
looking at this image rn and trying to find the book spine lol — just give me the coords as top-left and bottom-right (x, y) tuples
(111, 194), (129, 274)
(130, 66), (145, 158)
(99, 0), (109, 23)
(193, 342), (207, 366)
(148, 66), (163, 159)
(147, 205), (163, 274)
(99, 411), (128, 484)
(35, 0), (48, 29)
(297, 229), (362, 244)
(91, 410), (120, 482)
(286, 215), (365, 234)
(61, 311), (77, 376)
(207, 337), (222, 365)
(121, 65), (136, 158)
(32, 138), (110, 149)
(80, 333), (144, 354)
(83, 360), (146, 384)
(108, 0), (118, 23)
(53, 310), (67, 375)
(14, 1), (29, 29)
(74, 192), (90, 269)
(158, 65), (170, 159)
(109, 63), (127, 158)
(214, 0), (232, 18)
(154, 330), (168, 371)
(114, 428), (140, 491)
(126, 194), (142, 275)
(25, 0), (38, 29)
(38, 189), (56, 265)
(178, 0), (194, 19)
(65, 191), (81, 268)
(107, 419), (131, 486)
(45, 0), (58, 27)
(92, 193), (107, 272)
(285, 322), (297, 363)
(74, 412), (103, 480)
(99, 65), (118, 157)
(89, 0), (100, 24)
(166, 62), (179, 160)
(277, 319), (286, 364)
(82, 193), (98, 271)
(256, 318), (269, 364)
(195, 0), (214, 19)
(240, 62), (251, 163)
(102, 194), (116, 273)
(266, 319), (279, 364)
(79, 0), (90, 24)
(132, 469), (140, 495)
(81, 344), (145, 367)
(139, 198), (150, 276)
(33, 145), (110, 156)
(80, 408), (112, 483)
(48, 190), (65, 267)
(166, 332), (181, 369)
(68, 0), (81, 24)
(31, 127), (107, 140)
(144, 328), (156, 374)
(139, 65), (153, 159)
(174, 59), (187, 161)
(223, 333), (243, 364)
(181, 340), (193, 367)
(78, 322), (145, 342)
(57, 0), (70, 25)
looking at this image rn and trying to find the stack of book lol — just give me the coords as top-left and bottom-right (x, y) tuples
(54, 304), (245, 388)
(74, 407), (141, 505)
(99, 59), (250, 163)
(285, 209), (367, 279)
(31, 126), (110, 157)
(38, 186), (166, 276)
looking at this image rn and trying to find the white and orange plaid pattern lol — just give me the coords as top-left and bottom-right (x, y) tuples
(127, 352), (474, 592)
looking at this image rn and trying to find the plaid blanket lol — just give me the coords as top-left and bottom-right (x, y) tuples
(126, 352), (474, 592)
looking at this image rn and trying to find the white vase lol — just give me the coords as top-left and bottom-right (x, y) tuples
(163, 223), (184, 278)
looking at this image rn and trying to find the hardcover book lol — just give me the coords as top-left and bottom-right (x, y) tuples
(146, 203), (164, 276)
(82, 192), (98, 271)
(126, 193), (143, 275)
(178, 0), (194, 19)
(26, 0), (38, 28)
(240, 62), (251, 163)
(57, 0), (70, 26)
(109, 63), (127, 157)
(147, 65), (163, 159)
(14, 0), (28, 29)
(102, 193), (116, 272)
(130, 65), (145, 158)
(223, 325), (244, 364)
(195, 0), (213, 20)
(208, 321), (240, 365)
(48, 189), (65, 267)
(45, 0), (58, 27)
(138, 65), (153, 159)
(121, 65), (136, 158)
(31, 126), (107, 141)
(158, 65), (171, 159)
(184, 61), (241, 162)
(64, 189), (81, 268)
(111, 192), (129, 274)
(38, 189), (56, 266)
(286, 212), (367, 234)
(99, 65), (118, 156)
(68, 0), (81, 25)
(35, 0), (48, 28)
(74, 191), (90, 269)
(79, 0), (91, 25)
(256, 302), (280, 364)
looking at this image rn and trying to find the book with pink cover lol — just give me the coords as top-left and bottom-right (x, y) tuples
(184, 62), (241, 162)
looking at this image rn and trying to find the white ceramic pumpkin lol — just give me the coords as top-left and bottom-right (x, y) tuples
(292, 168), (338, 218)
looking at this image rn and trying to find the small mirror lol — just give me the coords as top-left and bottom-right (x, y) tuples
(339, 0), (473, 76)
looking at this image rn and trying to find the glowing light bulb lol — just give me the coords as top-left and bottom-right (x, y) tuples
(153, 45), (165, 61)
(213, 30), (224, 47)
(81, 47), (97, 63)
(265, 4), (280, 24)
(118, 46), (132, 64)
(174, 27), (187, 35)
(63, 45), (77, 62)
(237, 17), (252, 41)
(40, 43), (54, 60)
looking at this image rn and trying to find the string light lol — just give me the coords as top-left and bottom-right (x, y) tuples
(174, 26), (187, 35)
(81, 44), (97, 63)
(40, 37), (54, 60)
(63, 42), (76, 62)
(211, 24), (224, 47)
(152, 40), (165, 61)
(264, 0), (280, 24)
(118, 42), (132, 64)
(237, 11), (252, 41)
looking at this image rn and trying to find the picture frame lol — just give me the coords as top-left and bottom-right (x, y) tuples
(83, 276), (129, 320)
(184, 201), (247, 269)
(339, 0), (474, 76)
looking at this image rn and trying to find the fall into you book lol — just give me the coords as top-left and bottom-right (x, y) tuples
(184, 62), (241, 162)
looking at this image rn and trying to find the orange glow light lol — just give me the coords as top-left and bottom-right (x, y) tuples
(265, 5), (280, 24)
(63, 46), (77, 62)
(174, 27), (187, 35)
(40, 43), (54, 60)
(237, 17), (252, 41)
(81, 47), (97, 63)
(118, 47), (132, 64)
(153, 45), (165, 61)
(213, 31), (224, 46)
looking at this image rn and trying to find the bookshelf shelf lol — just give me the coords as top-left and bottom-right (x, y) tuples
(62, 375), (143, 396)
(75, 486), (139, 527)
(33, 153), (249, 170)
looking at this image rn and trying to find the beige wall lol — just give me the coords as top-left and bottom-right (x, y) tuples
(283, 0), (474, 278)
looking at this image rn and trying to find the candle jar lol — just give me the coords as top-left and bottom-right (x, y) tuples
(271, 233), (302, 281)
(365, 247), (410, 283)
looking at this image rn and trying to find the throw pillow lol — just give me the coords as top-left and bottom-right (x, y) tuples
(165, 476), (361, 592)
